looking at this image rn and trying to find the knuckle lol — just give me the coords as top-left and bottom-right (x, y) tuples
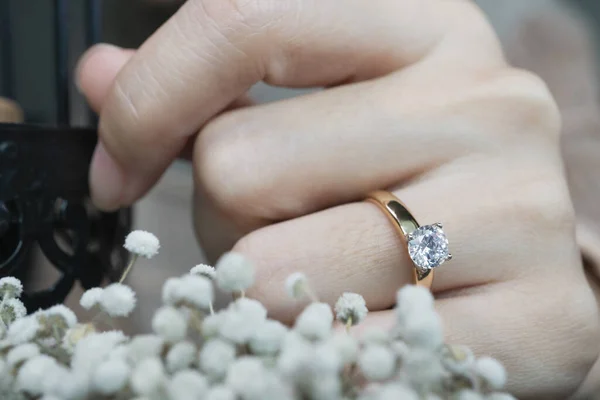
(514, 172), (575, 231)
(194, 113), (262, 217)
(479, 69), (561, 140)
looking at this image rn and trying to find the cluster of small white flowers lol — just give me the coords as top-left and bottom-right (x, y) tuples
(0, 231), (516, 399)
(80, 283), (137, 317)
(0, 277), (26, 334)
(124, 230), (160, 259)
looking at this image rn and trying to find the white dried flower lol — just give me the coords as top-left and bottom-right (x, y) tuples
(40, 396), (62, 400)
(162, 275), (214, 310)
(309, 374), (341, 400)
(396, 285), (434, 321)
(71, 331), (128, 374)
(0, 276), (23, 298)
(261, 372), (296, 400)
(277, 331), (313, 377)
(130, 357), (165, 395)
(190, 264), (216, 279)
(40, 364), (88, 399)
(166, 340), (197, 373)
(206, 385), (237, 400)
(390, 340), (410, 359)
(162, 277), (180, 305)
(285, 272), (309, 299)
(226, 356), (267, 400)
(16, 354), (57, 395)
(328, 333), (359, 365)
(231, 298), (267, 321)
(44, 304), (77, 327)
(400, 348), (446, 390)
(311, 343), (342, 374)
(474, 356), (506, 390)
(124, 230), (160, 258)
(62, 323), (96, 353)
(202, 313), (224, 338)
(358, 344), (397, 381)
(99, 283), (137, 317)
(249, 319), (288, 355)
(127, 334), (165, 365)
(47, 377), (89, 400)
(361, 327), (390, 345)
(92, 358), (131, 395)
(455, 389), (484, 400)
(152, 306), (188, 343)
(7, 343), (39, 368)
(218, 312), (255, 344)
(108, 344), (129, 360)
(80, 287), (104, 310)
(199, 338), (236, 379)
(167, 370), (208, 400)
(3, 298), (26, 322)
(6, 316), (40, 344)
(334, 292), (368, 325)
(215, 252), (255, 292)
(61, 375), (92, 400)
(219, 300), (266, 344)
(376, 383), (419, 400)
(402, 309), (443, 349)
(0, 358), (12, 389)
(294, 302), (333, 341)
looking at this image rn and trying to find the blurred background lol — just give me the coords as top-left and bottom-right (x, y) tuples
(2, 0), (600, 123)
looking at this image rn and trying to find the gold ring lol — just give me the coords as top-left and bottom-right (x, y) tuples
(365, 190), (451, 290)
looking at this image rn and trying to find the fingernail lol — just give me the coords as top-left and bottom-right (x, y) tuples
(90, 141), (125, 211)
(75, 43), (123, 93)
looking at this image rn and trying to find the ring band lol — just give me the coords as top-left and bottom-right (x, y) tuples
(365, 190), (451, 290)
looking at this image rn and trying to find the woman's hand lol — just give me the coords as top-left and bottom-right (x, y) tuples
(76, 1), (600, 397)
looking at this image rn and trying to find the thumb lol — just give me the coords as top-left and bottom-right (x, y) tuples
(76, 44), (135, 113)
(76, 44), (136, 211)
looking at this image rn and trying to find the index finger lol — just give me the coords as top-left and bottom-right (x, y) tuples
(86, 0), (499, 210)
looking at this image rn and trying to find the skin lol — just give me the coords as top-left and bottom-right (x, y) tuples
(76, 0), (600, 398)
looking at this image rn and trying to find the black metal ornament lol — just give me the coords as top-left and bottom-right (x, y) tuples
(0, 0), (131, 312)
(0, 124), (131, 311)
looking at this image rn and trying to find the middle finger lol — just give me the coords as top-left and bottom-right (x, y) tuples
(194, 68), (509, 229)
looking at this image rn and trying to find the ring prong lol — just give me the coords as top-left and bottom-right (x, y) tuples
(446, 253), (453, 261)
(406, 232), (414, 241)
(435, 222), (443, 228)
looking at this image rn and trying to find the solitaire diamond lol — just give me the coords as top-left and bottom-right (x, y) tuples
(407, 224), (450, 271)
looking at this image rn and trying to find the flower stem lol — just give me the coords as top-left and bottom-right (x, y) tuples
(190, 310), (204, 333)
(345, 317), (353, 333)
(119, 254), (139, 283)
(52, 325), (62, 343)
(209, 301), (214, 316)
(304, 285), (319, 303)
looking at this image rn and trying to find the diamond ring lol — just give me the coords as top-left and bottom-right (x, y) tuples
(365, 190), (451, 289)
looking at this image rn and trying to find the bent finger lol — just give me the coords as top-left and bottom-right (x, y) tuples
(90, 0), (501, 210)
